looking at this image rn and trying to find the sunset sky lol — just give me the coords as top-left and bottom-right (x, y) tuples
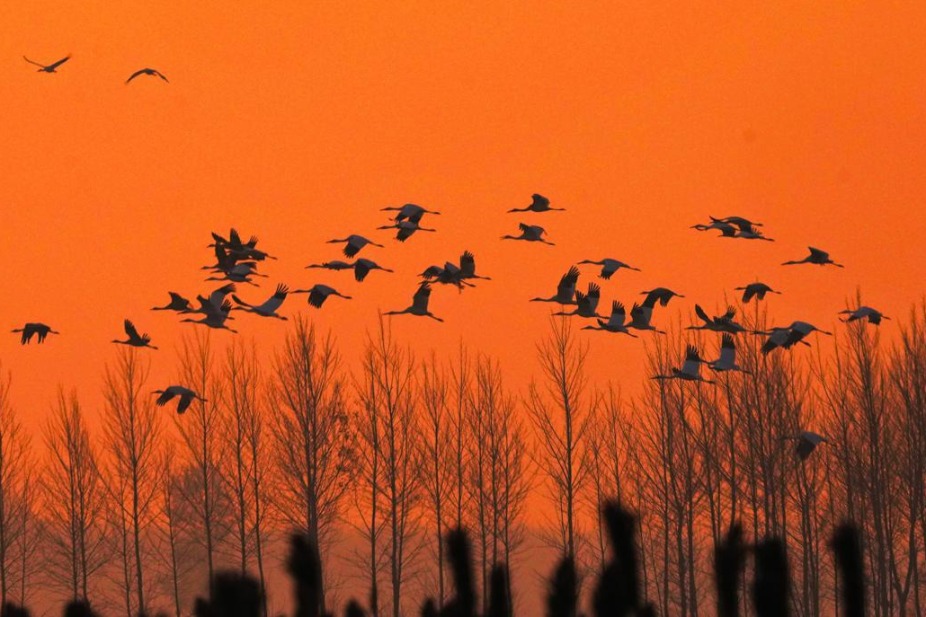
(3, 0), (926, 433)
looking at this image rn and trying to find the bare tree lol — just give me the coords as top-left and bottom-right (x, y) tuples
(356, 317), (422, 617)
(175, 331), (231, 594)
(41, 388), (108, 603)
(0, 365), (32, 608)
(102, 348), (163, 617)
(525, 316), (591, 567)
(269, 316), (353, 616)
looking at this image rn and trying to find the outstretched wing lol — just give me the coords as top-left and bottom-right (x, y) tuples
(608, 301), (627, 328)
(154, 69), (169, 82)
(155, 390), (177, 406)
(808, 246), (828, 259)
(126, 68), (147, 84)
(412, 284), (432, 311)
(124, 319), (140, 339)
(694, 304), (711, 324)
(48, 55), (71, 70)
(23, 56), (46, 68)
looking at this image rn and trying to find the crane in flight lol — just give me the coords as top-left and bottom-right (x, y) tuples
(689, 305), (747, 334)
(652, 345), (714, 384)
(507, 194), (564, 213)
(12, 322), (59, 344)
(231, 283), (291, 320)
(640, 288), (684, 307)
(554, 283), (604, 318)
(627, 302), (666, 334)
(501, 223), (554, 245)
(353, 258), (393, 282)
(581, 301), (637, 337)
(126, 68), (169, 84)
(23, 54), (71, 72)
(735, 282), (781, 303)
(384, 283), (444, 322)
(531, 266), (580, 305)
(709, 335), (751, 373)
(377, 220), (437, 242)
(459, 251), (491, 282)
(327, 234), (383, 258)
(783, 431), (828, 462)
(577, 258), (640, 280)
(153, 386), (206, 414)
(782, 247), (844, 268)
(112, 320), (158, 349)
(381, 203), (441, 223)
(181, 300), (238, 333)
(839, 306), (889, 325)
(306, 260), (354, 272)
(151, 292), (194, 313)
(292, 285), (352, 308)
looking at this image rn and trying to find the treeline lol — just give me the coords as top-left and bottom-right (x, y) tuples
(0, 299), (923, 616)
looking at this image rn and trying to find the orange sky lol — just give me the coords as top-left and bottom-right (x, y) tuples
(3, 1), (926, 436)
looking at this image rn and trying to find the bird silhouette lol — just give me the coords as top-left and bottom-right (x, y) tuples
(384, 283), (443, 322)
(231, 283), (291, 319)
(577, 258), (640, 280)
(782, 247), (844, 268)
(112, 319), (158, 349)
(689, 305), (747, 334)
(23, 54), (70, 72)
(126, 68), (168, 84)
(531, 266), (580, 304)
(785, 431), (828, 461)
(640, 288), (684, 307)
(377, 220), (437, 242)
(381, 203), (441, 223)
(292, 285), (352, 308)
(181, 300), (238, 333)
(353, 258), (393, 282)
(839, 306), (889, 325)
(459, 251), (491, 282)
(735, 282), (781, 303)
(710, 215), (763, 228)
(327, 235), (383, 258)
(627, 302), (666, 334)
(305, 260), (354, 272)
(153, 386), (205, 414)
(554, 283), (604, 318)
(709, 334), (751, 373)
(151, 292), (194, 312)
(755, 321), (831, 354)
(652, 345), (714, 383)
(11, 322), (59, 344)
(581, 301), (637, 337)
(501, 223), (554, 245)
(507, 193), (564, 213)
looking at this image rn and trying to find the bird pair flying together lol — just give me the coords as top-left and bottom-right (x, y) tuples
(24, 55), (168, 83)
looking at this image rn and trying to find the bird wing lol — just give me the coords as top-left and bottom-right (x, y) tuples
(154, 69), (169, 82)
(808, 246), (828, 259)
(355, 261), (371, 281)
(124, 319), (140, 339)
(231, 294), (254, 308)
(532, 194), (550, 208)
(48, 55), (71, 69)
(126, 69), (147, 84)
(718, 335), (736, 365)
(23, 56), (46, 68)
(460, 251), (475, 276)
(168, 292), (189, 306)
(260, 284), (289, 312)
(721, 306), (736, 321)
(518, 222), (531, 233)
(609, 302), (626, 327)
(155, 390), (176, 406)
(694, 304), (711, 324)
(412, 284), (432, 311)
(742, 286), (757, 303)
(176, 393), (194, 414)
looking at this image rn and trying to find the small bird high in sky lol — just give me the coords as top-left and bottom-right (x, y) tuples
(23, 54), (70, 72)
(126, 68), (169, 84)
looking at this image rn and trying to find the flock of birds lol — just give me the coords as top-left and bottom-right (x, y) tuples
(13, 56), (885, 460)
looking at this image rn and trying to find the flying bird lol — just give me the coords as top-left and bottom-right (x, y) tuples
(126, 68), (169, 84)
(756, 321), (831, 354)
(554, 283), (603, 318)
(839, 306), (889, 325)
(710, 215), (763, 228)
(689, 305), (747, 334)
(11, 322), (59, 344)
(231, 283), (291, 319)
(735, 282), (781, 303)
(785, 431), (828, 462)
(581, 301), (637, 337)
(292, 285), (352, 308)
(327, 235), (383, 258)
(384, 283), (444, 322)
(353, 258), (393, 282)
(112, 320), (158, 349)
(627, 302), (666, 334)
(531, 266), (580, 305)
(459, 251), (491, 282)
(182, 300), (238, 333)
(23, 54), (70, 72)
(640, 288), (684, 307)
(501, 223), (554, 245)
(377, 220), (437, 242)
(306, 260), (354, 272)
(381, 203), (441, 223)
(153, 386), (206, 414)
(782, 247), (844, 268)
(652, 345), (714, 383)
(577, 258), (640, 280)
(507, 194), (564, 213)
(151, 292), (194, 313)
(709, 335), (751, 373)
